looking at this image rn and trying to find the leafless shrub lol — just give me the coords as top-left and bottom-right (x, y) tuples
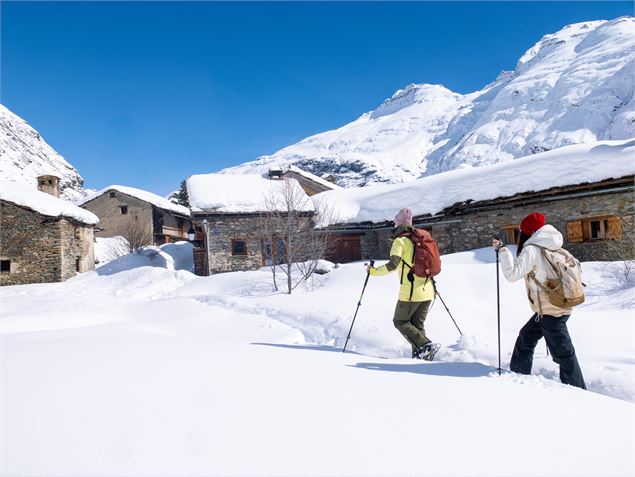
(258, 179), (338, 294)
(115, 217), (153, 253)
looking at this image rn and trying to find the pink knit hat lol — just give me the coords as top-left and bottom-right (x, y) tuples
(394, 208), (413, 227)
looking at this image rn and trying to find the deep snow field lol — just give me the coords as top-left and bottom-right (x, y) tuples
(1, 242), (633, 476)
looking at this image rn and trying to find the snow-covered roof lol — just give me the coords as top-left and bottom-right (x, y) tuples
(286, 165), (342, 190)
(187, 174), (314, 213)
(0, 180), (99, 224)
(80, 185), (190, 217)
(313, 139), (635, 226)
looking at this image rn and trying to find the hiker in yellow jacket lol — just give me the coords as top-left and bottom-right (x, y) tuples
(366, 208), (436, 359)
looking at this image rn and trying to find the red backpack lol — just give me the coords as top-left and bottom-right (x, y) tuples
(399, 228), (442, 279)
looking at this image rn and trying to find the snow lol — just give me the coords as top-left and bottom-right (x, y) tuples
(187, 173), (314, 213)
(312, 139), (635, 226)
(94, 236), (129, 265)
(1, 246), (633, 476)
(80, 185), (191, 217)
(0, 179), (99, 224)
(287, 165), (343, 189)
(223, 17), (635, 187)
(0, 104), (87, 201)
(96, 241), (195, 275)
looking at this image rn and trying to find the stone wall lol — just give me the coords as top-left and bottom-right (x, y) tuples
(82, 191), (154, 241)
(59, 218), (95, 279)
(0, 201), (95, 286)
(201, 214), (266, 274)
(359, 189), (634, 262)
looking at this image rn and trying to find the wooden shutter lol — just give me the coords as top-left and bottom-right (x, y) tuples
(567, 220), (583, 243)
(607, 216), (623, 239)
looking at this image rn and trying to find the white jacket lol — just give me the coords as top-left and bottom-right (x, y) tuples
(499, 224), (570, 317)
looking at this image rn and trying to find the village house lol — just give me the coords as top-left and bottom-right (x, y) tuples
(79, 185), (191, 246)
(187, 172), (319, 276)
(319, 141), (634, 264)
(0, 177), (98, 286)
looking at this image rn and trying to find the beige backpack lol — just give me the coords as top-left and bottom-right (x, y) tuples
(528, 247), (585, 309)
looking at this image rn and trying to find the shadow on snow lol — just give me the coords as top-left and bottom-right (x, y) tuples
(351, 361), (495, 378)
(252, 342), (495, 378)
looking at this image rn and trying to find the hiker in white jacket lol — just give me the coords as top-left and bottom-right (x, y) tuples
(492, 212), (586, 390)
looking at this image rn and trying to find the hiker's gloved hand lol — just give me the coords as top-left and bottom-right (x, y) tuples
(365, 264), (374, 274)
(492, 239), (504, 252)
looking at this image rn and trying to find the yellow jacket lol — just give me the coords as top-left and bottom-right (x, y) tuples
(369, 226), (435, 302)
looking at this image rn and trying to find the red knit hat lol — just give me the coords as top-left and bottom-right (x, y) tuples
(520, 212), (545, 235)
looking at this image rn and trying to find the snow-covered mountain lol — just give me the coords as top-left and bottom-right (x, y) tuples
(223, 17), (635, 187)
(0, 104), (86, 201)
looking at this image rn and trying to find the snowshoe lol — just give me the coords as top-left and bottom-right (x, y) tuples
(415, 343), (441, 361)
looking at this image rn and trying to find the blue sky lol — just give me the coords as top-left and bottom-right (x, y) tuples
(1, 1), (632, 195)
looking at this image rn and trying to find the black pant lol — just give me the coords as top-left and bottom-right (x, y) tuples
(510, 314), (586, 390)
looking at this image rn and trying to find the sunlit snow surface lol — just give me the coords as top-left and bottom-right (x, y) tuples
(1, 247), (633, 476)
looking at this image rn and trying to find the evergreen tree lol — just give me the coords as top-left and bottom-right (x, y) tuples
(169, 179), (190, 207)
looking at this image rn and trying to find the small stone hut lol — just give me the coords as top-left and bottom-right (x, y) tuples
(79, 185), (191, 246)
(0, 177), (98, 286)
(318, 141), (635, 263)
(187, 173), (315, 275)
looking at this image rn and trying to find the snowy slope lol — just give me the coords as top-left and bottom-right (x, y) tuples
(0, 251), (633, 475)
(223, 17), (635, 187)
(0, 104), (86, 201)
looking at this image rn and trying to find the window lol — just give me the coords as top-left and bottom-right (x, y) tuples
(262, 238), (287, 265)
(0, 260), (10, 273)
(109, 191), (116, 198)
(501, 225), (521, 245)
(75, 258), (81, 272)
(119, 205), (128, 215)
(567, 216), (623, 243)
(231, 239), (247, 256)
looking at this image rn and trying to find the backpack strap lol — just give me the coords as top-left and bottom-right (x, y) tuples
(526, 244), (562, 279)
(526, 271), (546, 317)
(397, 231), (417, 301)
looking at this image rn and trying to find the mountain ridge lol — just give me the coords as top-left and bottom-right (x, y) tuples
(222, 17), (635, 187)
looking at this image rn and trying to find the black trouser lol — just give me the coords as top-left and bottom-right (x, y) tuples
(510, 313), (586, 389)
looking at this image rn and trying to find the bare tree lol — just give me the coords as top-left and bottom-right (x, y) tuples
(258, 179), (337, 294)
(116, 217), (153, 253)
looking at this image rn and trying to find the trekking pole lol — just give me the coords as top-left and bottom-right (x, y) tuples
(495, 244), (502, 376)
(343, 260), (374, 353)
(431, 278), (462, 336)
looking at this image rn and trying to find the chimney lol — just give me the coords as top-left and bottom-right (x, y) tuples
(37, 175), (61, 198)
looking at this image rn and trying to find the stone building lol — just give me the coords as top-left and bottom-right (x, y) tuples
(79, 185), (191, 246)
(319, 141), (635, 263)
(187, 173), (314, 275)
(0, 177), (98, 286)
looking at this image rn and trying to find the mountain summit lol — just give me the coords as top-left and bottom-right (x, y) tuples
(223, 17), (635, 187)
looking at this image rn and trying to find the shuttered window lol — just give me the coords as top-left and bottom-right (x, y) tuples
(502, 225), (520, 245)
(567, 216), (623, 243)
(567, 221), (583, 243)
